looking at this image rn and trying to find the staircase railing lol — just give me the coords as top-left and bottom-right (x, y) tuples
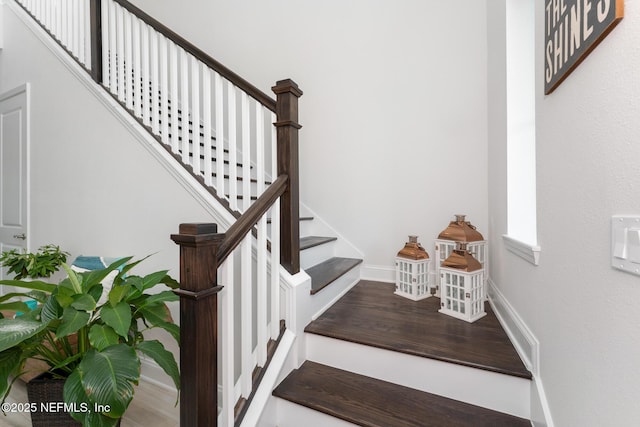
(14, 0), (302, 425)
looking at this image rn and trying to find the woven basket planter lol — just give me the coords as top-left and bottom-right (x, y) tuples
(26, 375), (81, 427)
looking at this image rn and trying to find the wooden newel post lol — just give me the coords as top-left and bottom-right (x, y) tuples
(272, 79), (303, 275)
(89, 0), (103, 84)
(171, 223), (225, 427)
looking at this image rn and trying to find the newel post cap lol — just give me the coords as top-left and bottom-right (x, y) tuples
(272, 79), (303, 97)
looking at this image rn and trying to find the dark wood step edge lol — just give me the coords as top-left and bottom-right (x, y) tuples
(300, 236), (338, 251)
(273, 361), (530, 427)
(308, 257), (363, 295)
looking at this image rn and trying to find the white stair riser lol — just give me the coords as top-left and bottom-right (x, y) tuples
(273, 398), (358, 427)
(305, 333), (531, 419)
(301, 240), (337, 270)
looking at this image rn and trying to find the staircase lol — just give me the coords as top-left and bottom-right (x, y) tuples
(272, 280), (532, 426)
(11, 0), (534, 425)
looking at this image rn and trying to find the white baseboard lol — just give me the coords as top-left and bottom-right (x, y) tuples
(360, 264), (394, 283)
(140, 357), (177, 393)
(487, 277), (554, 427)
(487, 278), (538, 375)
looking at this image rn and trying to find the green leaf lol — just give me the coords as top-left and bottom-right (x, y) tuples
(88, 283), (104, 306)
(138, 302), (173, 325)
(89, 325), (120, 351)
(63, 369), (94, 424)
(0, 347), (22, 400)
(57, 307), (90, 338)
(133, 291), (179, 311)
(0, 279), (56, 293)
(0, 291), (46, 303)
(61, 264), (83, 293)
(108, 284), (130, 307)
(0, 318), (48, 352)
(40, 295), (62, 323)
(55, 282), (78, 308)
(77, 345), (140, 418)
(140, 270), (170, 291)
(71, 294), (97, 312)
(0, 301), (30, 313)
(100, 302), (132, 338)
(82, 257), (130, 293)
(136, 341), (179, 398)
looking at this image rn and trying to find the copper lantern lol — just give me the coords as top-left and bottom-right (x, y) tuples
(435, 214), (487, 297)
(395, 236), (432, 301)
(439, 242), (486, 323)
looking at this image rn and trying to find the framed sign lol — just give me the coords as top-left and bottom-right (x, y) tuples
(544, 0), (624, 94)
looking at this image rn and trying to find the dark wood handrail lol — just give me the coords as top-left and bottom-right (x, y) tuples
(217, 174), (288, 264)
(112, 0), (277, 112)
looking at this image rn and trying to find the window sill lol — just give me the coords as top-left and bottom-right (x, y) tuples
(502, 235), (541, 266)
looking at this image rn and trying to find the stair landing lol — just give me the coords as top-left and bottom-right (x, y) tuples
(305, 280), (531, 379)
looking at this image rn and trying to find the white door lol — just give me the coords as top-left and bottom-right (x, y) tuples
(0, 84), (30, 289)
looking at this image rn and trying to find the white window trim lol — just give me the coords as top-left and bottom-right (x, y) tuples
(502, 235), (540, 266)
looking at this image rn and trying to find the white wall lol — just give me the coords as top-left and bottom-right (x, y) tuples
(0, 3), (223, 366)
(129, 0), (489, 269)
(488, 0), (640, 425)
(0, 3), (217, 275)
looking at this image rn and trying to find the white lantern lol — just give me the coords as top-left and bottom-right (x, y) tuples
(435, 214), (487, 297)
(439, 242), (486, 323)
(395, 236), (431, 301)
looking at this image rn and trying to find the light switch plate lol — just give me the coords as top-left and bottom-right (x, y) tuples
(612, 216), (640, 276)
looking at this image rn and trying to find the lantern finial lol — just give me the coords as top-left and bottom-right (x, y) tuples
(397, 235), (429, 260)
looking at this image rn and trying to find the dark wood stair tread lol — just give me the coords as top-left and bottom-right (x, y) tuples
(267, 216), (313, 224)
(305, 281), (532, 379)
(300, 236), (338, 251)
(307, 257), (362, 295)
(273, 361), (530, 427)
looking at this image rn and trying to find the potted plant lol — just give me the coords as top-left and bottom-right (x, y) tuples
(0, 256), (180, 427)
(0, 244), (70, 280)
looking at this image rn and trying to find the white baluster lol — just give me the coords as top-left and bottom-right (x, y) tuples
(141, 23), (150, 126)
(159, 36), (170, 144)
(257, 212), (268, 366)
(108, 0), (117, 94)
(241, 93), (251, 211)
(220, 258), (235, 427)
(240, 234), (252, 398)
(169, 42), (179, 153)
(77, 0), (85, 66)
(256, 104), (266, 198)
(151, 31), (160, 135)
(180, 49), (190, 164)
(115, 4), (125, 101)
(190, 57), (200, 176)
(60, 0), (67, 49)
(227, 82), (238, 210)
(124, 12), (133, 110)
(214, 73), (225, 198)
(132, 16), (142, 118)
(202, 67), (213, 186)
(100, 0), (109, 86)
(72, 0), (79, 59)
(84, 0), (92, 68)
(255, 102), (267, 365)
(43, 0), (49, 31)
(51, 0), (58, 39)
(270, 115), (281, 340)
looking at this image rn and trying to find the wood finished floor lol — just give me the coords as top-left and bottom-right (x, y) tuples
(305, 280), (531, 379)
(0, 379), (179, 427)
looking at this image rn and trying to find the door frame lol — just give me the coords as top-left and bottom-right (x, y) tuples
(0, 83), (31, 286)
